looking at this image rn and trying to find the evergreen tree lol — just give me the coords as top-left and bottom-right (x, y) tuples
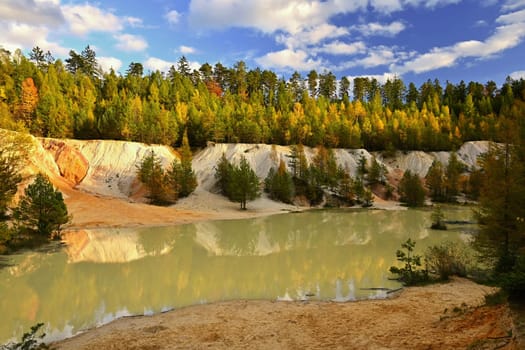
(214, 153), (235, 197)
(230, 156), (261, 210)
(367, 156), (386, 184)
(13, 173), (69, 239)
(398, 170), (426, 207)
(168, 130), (197, 198)
(0, 130), (32, 219)
(137, 150), (173, 205)
(475, 140), (525, 273)
(445, 152), (463, 201)
(337, 172), (355, 204)
(264, 159), (294, 203)
(426, 160), (446, 202)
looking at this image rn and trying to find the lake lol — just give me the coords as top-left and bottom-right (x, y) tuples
(0, 207), (476, 344)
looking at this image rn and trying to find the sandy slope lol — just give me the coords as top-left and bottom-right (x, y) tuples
(53, 278), (515, 350)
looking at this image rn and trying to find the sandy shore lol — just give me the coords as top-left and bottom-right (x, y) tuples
(62, 187), (305, 230)
(54, 188), (517, 349)
(53, 278), (515, 350)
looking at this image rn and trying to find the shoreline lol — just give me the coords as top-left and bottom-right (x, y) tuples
(52, 278), (514, 350)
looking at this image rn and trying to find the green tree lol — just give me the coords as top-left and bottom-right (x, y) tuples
(430, 205), (447, 230)
(137, 151), (173, 205)
(389, 238), (429, 285)
(264, 159), (294, 203)
(0, 130), (32, 219)
(445, 152), (463, 201)
(214, 153), (235, 197)
(168, 131), (197, 198)
(426, 160), (445, 202)
(398, 170), (426, 207)
(475, 141), (525, 273)
(230, 156), (261, 210)
(367, 156), (386, 184)
(13, 173), (69, 240)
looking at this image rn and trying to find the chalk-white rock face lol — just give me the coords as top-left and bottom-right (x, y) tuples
(58, 139), (178, 198)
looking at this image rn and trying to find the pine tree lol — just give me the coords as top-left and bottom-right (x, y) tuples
(426, 160), (445, 202)
(137, 151), (173, 205)
(13, 173), (69, 239)
(0, 130), (32, 219)
(168, 130), (197, 198)
(398, 170), (426, 207)
(230, 156), (261, 210)
(368, 156), (386, 184)
(475, 141), (525, 272)
(264, 159), (294, 203)
(445, 152), (463, 201)
(214, 153), (235, 197)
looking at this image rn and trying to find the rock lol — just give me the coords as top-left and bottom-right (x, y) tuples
(44, 140), (89, 184)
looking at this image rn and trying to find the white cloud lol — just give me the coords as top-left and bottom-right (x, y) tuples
(502, 0), (525, 12)
(510, 70), (525, 79)
(359, 47), (396, 67)
(144, 57), (176, 73)
(402, 0), (461, 9)
(370, 0), (403, 13)
(0, 0), (64, 26)
(114, 34), (148, 52)
(188, 0), (367, 34)
(98, 56), (122, 73)
(0, 22), (68, 56)
(145, 57), (200, 73)
(165, 10), (181, 25)
(316, 41), (366, 55)
(179, 45), (196, 54)
(496, 8), (525, 24)
(125, 17), (144, 28)
(475, 19), (488, 27)
(390, 7), (525, 74)
(354, 21), (406, 36)
(256, 49), (324, 71)
(277, 23), (349, 49)
(62, 4), (123, 35)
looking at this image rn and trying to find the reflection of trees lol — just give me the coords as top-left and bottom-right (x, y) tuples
(214, 219), (260, 255)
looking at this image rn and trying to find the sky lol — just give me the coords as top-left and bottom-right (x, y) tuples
(1, 0), (525, 87)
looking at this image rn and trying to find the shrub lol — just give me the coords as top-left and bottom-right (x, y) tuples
(425, 241), (471, 280)
(389, 238), (429, 285)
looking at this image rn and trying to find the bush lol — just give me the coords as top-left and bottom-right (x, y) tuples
(389, 238), (429, 285)
(430, 205), (447, 230)
(425, 241), (471, 280)
(497, 254), (525, 298)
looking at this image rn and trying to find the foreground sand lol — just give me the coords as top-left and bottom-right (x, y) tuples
(53, 278), (515, 350)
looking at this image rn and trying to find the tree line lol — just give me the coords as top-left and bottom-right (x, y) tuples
(0, 45), (524, 152)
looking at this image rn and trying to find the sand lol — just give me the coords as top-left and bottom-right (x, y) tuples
(53, 278), (515, 350)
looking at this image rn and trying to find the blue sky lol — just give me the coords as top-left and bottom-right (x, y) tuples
(1, 0), (525, 86)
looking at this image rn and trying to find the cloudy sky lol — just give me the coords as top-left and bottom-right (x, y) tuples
(1, 0), (524, 86)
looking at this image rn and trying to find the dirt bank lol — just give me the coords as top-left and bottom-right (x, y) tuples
(53, 278), (515, 350)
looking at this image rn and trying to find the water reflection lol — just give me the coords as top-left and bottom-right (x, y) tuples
(0, 208), (476, 344)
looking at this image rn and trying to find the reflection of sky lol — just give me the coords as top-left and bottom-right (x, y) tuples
(0, 208), (476, 344)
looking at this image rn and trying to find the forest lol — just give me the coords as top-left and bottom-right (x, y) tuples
(1, 45), (524, 151)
